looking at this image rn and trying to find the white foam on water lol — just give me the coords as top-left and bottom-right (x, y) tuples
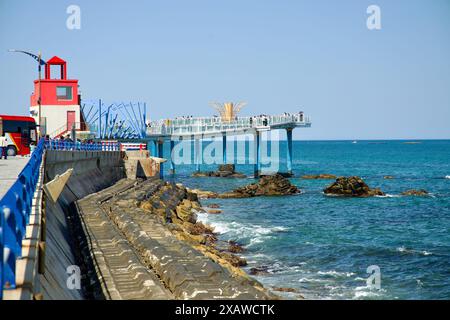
(397, 246), (407, 252)
(353, 286), (386, 299)
(445, 175), (450, 179)
(422, 251), (433, 256)
(317, 270), (355, 277)
(376, 194), (400, 198)
(298, 277), (327, 283)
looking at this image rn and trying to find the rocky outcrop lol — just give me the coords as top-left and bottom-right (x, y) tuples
(137, 181), (253, 278)
(228, 240), (245, 253)
(301, 174), (337, 180)
(401, 189), (429, 196)
(249, 266), (270, 276)
(192, 164), (247, 178)
(272, 287), (299, 293)
(207, 209), (222, 214)
(323, 176), (385, 197)
(186, 188), (219, 199)
(219, 174), (300, 198)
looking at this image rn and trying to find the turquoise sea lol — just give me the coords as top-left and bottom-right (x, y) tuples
(168, 140), (450, 300)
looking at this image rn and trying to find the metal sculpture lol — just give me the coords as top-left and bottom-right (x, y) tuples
(81, 99), (147, 139)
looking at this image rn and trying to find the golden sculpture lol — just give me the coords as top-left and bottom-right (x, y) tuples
(209, 102), (247, 122)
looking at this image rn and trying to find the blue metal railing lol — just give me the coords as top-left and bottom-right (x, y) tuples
(44, 139), (120, 151)
(0, 138), (45, 299)
(1, 138), (121, 299)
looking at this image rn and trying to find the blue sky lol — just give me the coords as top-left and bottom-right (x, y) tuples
(1, 0), (449, 140)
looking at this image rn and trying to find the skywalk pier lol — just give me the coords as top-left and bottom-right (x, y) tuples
(146, 113), (311, 177)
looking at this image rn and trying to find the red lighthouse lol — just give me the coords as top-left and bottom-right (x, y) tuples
(30, 56), (85, 137)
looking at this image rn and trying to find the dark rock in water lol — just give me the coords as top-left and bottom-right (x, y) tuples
(219, 164), (235, 172)
(192, 164), (247, 178)
(219, 174), (300, 198)
(207, 209), (222, 214)
(249, 266), (270, 276)
(401, 189), (429, 196)
(272, 172), (294, 178)
(323, 176), (385, 197)
(271, 286), (299, 293)
(207, 203), (220, 209)
(228, 240), (245, 253)
(383, 175), (394, 179)
(302, 174), (337, 180)
(220, 252), (247, 267)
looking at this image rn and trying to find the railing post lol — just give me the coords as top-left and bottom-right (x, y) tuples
(2, 206), (17, 290)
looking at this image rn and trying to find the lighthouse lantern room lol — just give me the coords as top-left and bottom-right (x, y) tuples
(30, 56), (85, 137)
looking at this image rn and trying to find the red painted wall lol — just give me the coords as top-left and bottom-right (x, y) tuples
(30, 79), (78, 106)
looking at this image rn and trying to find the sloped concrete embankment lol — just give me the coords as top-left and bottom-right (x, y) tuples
(77, 178), (271, 300)
(40, 150), (125, 299)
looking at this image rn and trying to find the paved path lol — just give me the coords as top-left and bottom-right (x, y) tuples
(0, 156), (29, 199)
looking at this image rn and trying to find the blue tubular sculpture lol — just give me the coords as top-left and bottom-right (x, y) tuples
(81, 99), (147, 140)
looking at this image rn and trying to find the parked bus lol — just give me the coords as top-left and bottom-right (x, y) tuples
(0, 115), (37, 156)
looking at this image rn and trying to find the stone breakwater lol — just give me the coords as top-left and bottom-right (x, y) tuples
(76, 178), (275, 300)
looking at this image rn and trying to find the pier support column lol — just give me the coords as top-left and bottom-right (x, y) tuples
(222, 133), (227, 164)
(194, 136), (202, 172)
(286, 128), (293, 175)
(254, 131), (261, 178)
(157, 140), (164, 179)
(169, 140), (175, 174)
(148, 140), (157, 157)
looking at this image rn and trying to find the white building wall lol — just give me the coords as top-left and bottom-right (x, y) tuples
(30, 104), (81, 137)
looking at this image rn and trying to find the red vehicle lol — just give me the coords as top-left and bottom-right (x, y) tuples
(0, 115), (37, 156)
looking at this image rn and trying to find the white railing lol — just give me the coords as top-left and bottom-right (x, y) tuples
(146, 113), (311, 136)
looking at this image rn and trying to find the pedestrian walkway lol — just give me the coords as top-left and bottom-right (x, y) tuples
(0, 157), (29, 199)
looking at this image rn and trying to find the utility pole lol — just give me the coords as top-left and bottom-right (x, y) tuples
(38, 51), (42, 137)
(8, 49), (46, 136)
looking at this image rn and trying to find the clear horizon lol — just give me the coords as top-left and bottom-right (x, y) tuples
(1, 0), (449, 140)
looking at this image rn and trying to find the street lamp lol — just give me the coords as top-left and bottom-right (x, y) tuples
(8, 49), (46, 136)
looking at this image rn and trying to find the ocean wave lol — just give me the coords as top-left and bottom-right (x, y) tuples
(375, 194), (400, 198)
(298, 277), (327, 283)
(317, 270), (355, 277)
(196, 216), (290, 247)
(353, 286), (387, 299)
(445, 175), (450, 179)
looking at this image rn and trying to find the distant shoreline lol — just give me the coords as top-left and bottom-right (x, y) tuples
(291, 139), (450, 142)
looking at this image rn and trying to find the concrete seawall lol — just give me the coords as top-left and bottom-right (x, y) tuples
(40, 150), (125, 299)
(6, 150), (270, 300)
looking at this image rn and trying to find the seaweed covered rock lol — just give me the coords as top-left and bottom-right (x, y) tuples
(323, 176), (385, 197)
(219, 174), (300, 198)
(192, 164), (247, 178)
(401, 189), (429, 196)
(301, 174), (337, 180)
